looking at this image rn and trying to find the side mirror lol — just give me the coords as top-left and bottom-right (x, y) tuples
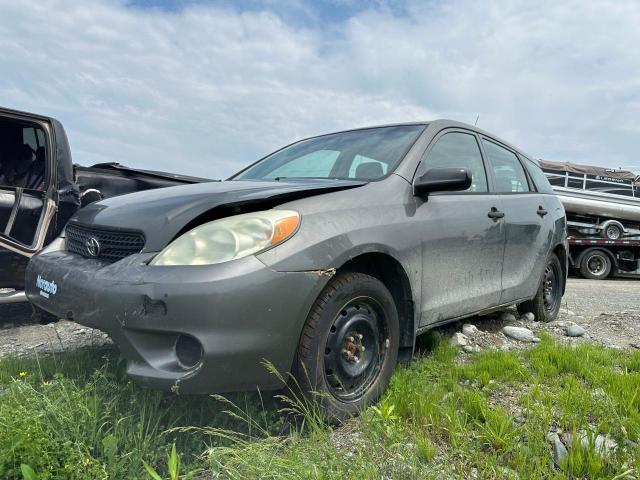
(413, 167), (472, 196)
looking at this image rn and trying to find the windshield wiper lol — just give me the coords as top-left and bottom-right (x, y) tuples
(272, 176), (356, 182)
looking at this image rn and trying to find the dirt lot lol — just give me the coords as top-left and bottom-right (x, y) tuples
(557, 278), (640, 349)
(0, 278), (638, 359)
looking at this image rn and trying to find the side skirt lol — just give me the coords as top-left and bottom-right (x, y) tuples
(415, 296), (532, 335)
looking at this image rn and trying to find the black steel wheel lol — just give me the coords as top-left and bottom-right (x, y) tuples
(323, 297), (389, 401)
(293, 272), (399, 423)
(541, 262), (561, 315)
(517, 253), (564, 322)
(579, 248), (612, 280)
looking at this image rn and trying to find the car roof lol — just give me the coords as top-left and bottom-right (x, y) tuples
(0, 106), (57, 123)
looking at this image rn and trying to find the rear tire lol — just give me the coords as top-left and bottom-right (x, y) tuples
(517, 253), (563, 322)
(579, 248), (612, 280)
(292, 272), (399, 423)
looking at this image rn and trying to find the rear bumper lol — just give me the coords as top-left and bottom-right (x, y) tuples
(25, 239), (328, 393)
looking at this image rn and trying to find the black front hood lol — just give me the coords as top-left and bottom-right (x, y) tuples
(70, 179), (366, 252)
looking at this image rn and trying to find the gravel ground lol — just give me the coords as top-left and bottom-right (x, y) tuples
(440, 278), (640, 352)
(0, 278), (638, 359)
(0, 302), (112, 359)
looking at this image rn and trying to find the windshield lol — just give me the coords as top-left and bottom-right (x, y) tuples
(232, 125), (425, 181)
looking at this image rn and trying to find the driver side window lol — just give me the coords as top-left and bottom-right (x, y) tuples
(420, 132), (488, 192)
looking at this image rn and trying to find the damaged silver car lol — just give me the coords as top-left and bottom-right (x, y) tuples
(25, 120), (567, 420)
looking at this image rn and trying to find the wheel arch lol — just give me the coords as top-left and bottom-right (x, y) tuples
(336, 251), (416, 357)
(553, 243), (568, 295)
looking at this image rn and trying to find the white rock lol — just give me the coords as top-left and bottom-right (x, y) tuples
(551, 320), (576, 328)
(499, 312), (517, 322)
(462, 324), (479, 336)
(547, 433), (568, 466)
(566, 325), (586, 337)
(462, 345), (474, 353)
(571, 431), (618, 459)
(521, 312), (535, 322)
(450, 332), (469, 347)
(502, 326), (540, 343)
(564, 309), (576, 316)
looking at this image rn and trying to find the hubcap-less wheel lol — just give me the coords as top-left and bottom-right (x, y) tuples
(293, 271), (399, 422)
(517, 253), (563, 322)
(586, 253), (607, 276)
(324, 297), (388, 402)
(542, 262), (561, 314)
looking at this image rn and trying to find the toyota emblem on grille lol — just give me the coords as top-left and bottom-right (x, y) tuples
(86, 237), (101, 258)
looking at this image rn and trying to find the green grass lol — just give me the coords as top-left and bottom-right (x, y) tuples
(2, 335), (640, 479)
(0, 350), (284, 479)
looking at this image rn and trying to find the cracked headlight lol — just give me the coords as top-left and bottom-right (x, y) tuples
(150, 210), (300, 266)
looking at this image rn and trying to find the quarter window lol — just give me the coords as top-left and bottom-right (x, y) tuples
(420, 132), (488, 192)
(523, 158), (554, 194)
(483, 140), (530, 193)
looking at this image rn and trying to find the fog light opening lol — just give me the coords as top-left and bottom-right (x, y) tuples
(175, 335), (203, 369)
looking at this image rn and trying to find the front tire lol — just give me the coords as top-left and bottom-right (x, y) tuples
(517, 253), (564, 322)
(293, 272), (399, 423)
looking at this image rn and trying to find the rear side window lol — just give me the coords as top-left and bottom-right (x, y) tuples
(420, 132), (488, 192)
(523, 157), (554, 194)
(483, 140), (530, 193)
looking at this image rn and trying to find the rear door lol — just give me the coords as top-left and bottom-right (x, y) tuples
(415, 129), (505, 326)
(0, 111), (56, 259)
(481, 138), (552, 303)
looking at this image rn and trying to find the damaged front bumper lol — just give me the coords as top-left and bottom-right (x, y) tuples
(25, 239), (329, 394)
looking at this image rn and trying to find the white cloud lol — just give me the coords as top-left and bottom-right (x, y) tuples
(0, 0), (639, 178)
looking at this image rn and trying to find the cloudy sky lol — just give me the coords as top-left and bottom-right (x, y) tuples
(1, 0), (639, 178)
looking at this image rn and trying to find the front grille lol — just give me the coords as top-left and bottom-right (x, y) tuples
(66, 223), (146, 263)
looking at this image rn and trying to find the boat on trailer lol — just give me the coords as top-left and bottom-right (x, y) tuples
(539, 160), (640, 232)
(539, 161), (640, 279)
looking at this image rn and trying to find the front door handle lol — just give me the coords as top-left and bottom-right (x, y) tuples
(488, 207), (505, 220)
(537, 206), (548, 217)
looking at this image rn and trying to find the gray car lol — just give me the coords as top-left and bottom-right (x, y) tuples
(25, 120), (567, 420)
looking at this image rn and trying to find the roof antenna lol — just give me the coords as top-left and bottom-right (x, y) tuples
(474, 114), (480, 126)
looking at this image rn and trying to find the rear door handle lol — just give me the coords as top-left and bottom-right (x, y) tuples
(488, 207), (505, 220)
(537, 206), (548, 217)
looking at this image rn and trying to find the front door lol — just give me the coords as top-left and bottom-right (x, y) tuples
(481, 138), (552, 303)
(0, 112), (55, 262)
(414, 130), (505, 326)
